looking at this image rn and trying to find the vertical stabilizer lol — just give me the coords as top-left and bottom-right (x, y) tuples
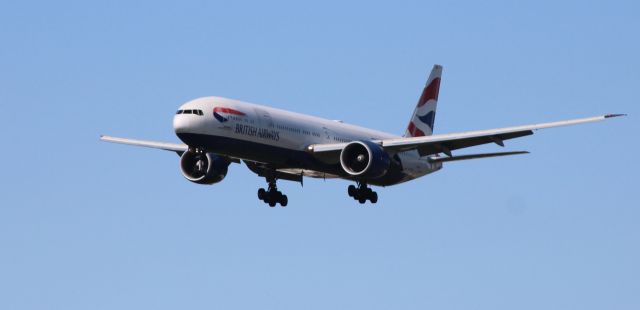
(404, 65), (442, 137)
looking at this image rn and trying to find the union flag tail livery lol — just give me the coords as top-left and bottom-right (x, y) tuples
(404, 64), (442, 137)
(101, 63), (623, 207)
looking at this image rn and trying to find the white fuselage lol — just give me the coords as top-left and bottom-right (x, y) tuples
(173, 96), (441, 186)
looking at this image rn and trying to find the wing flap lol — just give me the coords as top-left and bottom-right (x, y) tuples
(428, 151), (529, 163)
(416, 130), (533, 156)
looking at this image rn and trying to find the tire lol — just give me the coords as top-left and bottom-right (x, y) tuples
(348, 185), (356, 197)
(358, 198), (366, 204)
(352, 191), (359, 200)
(280, 195), (288, 207)
(268, 200), (276, 207)
(370, 192), (378, 204)
(258, 188), (266, 200)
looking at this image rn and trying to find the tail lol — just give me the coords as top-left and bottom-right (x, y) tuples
(404, 64), (442, 137)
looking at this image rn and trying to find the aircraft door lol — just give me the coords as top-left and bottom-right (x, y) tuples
(254, 108), (274, 128)
(322, 126), (332, 142)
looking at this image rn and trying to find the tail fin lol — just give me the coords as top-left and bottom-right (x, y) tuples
(404, 64), (442, 137)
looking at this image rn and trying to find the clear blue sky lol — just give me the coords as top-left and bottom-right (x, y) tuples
(1, 1), (638, 309)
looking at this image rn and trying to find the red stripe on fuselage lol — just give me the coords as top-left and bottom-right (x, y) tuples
(213, 107), (246, 116)
(416, 77), (441, 107)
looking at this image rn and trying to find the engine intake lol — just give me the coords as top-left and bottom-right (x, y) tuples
(339, 141), (390, 179)
(180, 151), (229, 184)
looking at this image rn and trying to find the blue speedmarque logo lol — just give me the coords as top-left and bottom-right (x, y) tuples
(417, 111), (435, 131)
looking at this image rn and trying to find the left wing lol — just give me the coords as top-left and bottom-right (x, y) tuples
(308, 114), (625, 158)
(427, 151), (529, 163)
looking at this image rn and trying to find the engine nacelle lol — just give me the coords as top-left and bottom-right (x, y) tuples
(339, 140), (391, 179)
(180, 151), (229, 184)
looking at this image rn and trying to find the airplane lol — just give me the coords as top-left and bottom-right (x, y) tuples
(101, 65), (624, 207)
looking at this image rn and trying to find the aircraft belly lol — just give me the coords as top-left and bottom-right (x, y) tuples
(176, 132), (329, 168)
(181, 115), (436, 187)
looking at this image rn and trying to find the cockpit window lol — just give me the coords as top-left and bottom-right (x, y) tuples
(176, 109), (203, 116)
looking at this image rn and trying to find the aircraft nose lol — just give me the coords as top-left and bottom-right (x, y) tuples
(173, 114), (191, 133)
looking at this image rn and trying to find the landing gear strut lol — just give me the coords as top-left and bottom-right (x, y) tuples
(258, 176), (288, 207)
(347, 182), (378, 204)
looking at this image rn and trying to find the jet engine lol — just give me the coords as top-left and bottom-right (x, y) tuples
(180, 151), (229, 184)
(339, 141), (390, 179)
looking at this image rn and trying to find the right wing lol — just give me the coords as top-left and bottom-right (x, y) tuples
(100, 135), (188, 154)
(100, 135), (242, 164)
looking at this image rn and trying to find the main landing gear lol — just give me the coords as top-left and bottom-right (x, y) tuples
(348, 182), (378, 204)
(257, 177), (288, 207)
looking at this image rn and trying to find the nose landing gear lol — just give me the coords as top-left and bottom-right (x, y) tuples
(348, 182), (378, 204)
(258, 177), (288, 207)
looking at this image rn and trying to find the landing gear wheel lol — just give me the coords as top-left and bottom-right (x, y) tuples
(348, 182), (379, 205)
(348, 185), (356, 197)
(259, 176), (290, 207)
(369, 192), (378, 204)
(274, 191), (283, 201)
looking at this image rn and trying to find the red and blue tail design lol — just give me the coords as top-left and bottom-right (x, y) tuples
(404, 65), (442, 137)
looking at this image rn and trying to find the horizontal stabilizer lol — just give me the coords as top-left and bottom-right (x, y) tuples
(427, 151), (529, 163)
